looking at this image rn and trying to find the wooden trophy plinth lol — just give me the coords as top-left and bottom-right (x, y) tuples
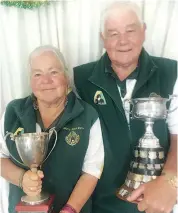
(15, 195), (55, 213)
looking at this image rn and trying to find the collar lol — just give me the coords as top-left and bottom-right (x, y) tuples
(88, 48), (158, 116)
(14, 91), (84, 133)
(89, 48), (158, 97)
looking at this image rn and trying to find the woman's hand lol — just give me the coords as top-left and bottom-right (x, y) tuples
(22, 170), (44, 196)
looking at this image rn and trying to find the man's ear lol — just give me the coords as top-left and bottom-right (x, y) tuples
(142, 22), (147, 41)
(100, 32), (106, 49)
(100, 32), (104, 41)
(143, 22), (147, 31)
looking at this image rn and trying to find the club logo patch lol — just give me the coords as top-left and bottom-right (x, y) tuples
(94, 91), (106, 105)
(65, 131), (80, 146)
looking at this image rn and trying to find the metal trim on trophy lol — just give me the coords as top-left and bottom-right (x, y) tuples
(116, 93), (177, 201)
(4, 128), (57, 212)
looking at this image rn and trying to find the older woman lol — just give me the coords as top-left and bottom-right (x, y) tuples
(0, 46), (104, 213)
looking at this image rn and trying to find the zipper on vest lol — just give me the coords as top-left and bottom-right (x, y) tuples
(45, 109), (83, 135)
(132, 65), (157, 97)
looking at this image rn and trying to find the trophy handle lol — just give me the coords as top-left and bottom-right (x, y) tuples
(4, 132), (26, 167)
(167, 95), (178, 113)
(42, 128), (57, 164)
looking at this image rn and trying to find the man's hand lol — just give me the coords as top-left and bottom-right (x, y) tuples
(22, 170), (44, 196)
(127, 176), (177, 213)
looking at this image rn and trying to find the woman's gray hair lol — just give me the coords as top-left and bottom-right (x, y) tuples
(29, 45), (71, 86)
(100, 1), (144, 35)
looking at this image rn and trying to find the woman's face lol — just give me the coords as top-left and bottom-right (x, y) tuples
(30, 51), (68, 104)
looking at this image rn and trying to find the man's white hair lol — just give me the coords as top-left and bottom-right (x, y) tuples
(100, 1), (143, 34)
(29, 45), (71, 84)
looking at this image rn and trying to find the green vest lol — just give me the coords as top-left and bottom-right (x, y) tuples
(4, 92), (98, 213)
(74, 49), (177, 213)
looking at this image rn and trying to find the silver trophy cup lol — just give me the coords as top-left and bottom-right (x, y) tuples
(117, 94), (177, 201)
(5, 129), (57, 205)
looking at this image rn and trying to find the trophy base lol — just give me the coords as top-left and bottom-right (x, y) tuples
(21, 192), (49, 205)
(116, 172), (158, 203)
(116, 184), (134, 202)
(15, 195), (55, 213)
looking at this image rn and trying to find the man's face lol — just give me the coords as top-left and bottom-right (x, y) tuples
(30, 51), (68, 104)
(102, 9), (146, 67)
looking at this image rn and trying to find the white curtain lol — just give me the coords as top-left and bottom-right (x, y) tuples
(0, 0), (178, 213)
(0, 0), (178, 116)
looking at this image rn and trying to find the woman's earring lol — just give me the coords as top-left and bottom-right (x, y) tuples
(67, 87), (72, 94)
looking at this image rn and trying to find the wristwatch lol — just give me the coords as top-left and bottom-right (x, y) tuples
(162, 171), (178, 188)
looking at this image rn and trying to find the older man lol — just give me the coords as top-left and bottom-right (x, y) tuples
(74, 2), (178, 213)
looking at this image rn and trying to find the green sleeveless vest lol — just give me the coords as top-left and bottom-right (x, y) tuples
(74, 49), (177, 213)
(4, 92), (98, 213)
